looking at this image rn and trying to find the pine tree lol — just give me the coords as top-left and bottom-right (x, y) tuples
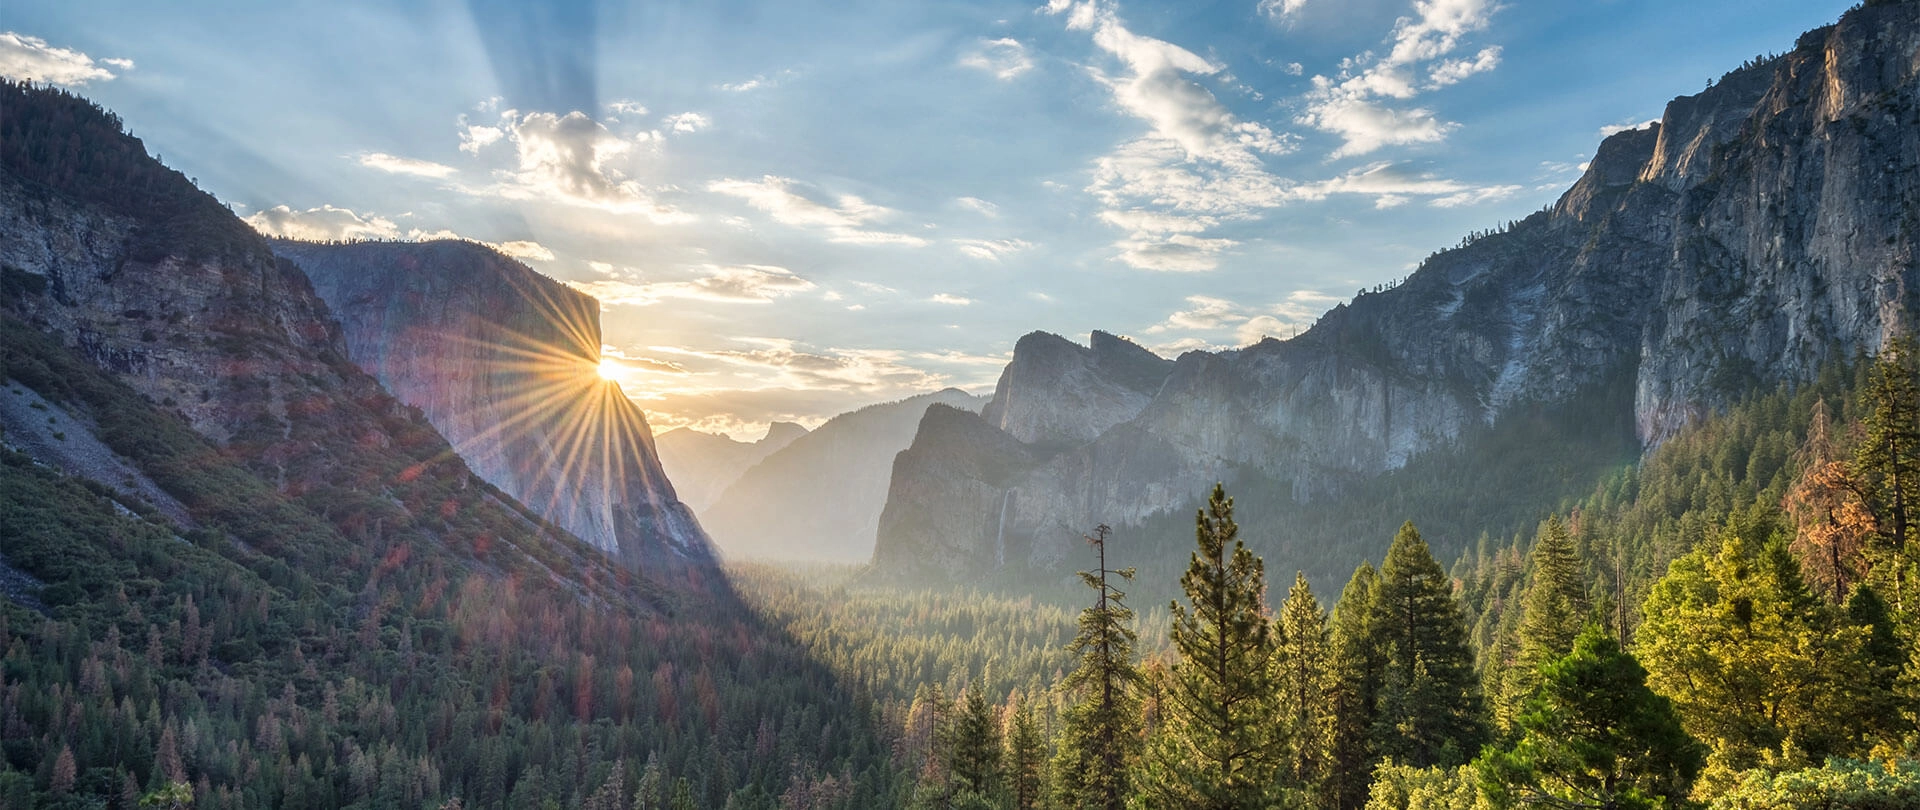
(1785, 399), (1875, 602)
(1476, 625), (1703, 809)
(1856, 338), (1920, 608)
(1498, 516), (1588, 730)
(948, 686), (1003, 799)
(1275, 571), (1333, 798)
(1325, 563), (1383, 810)
(1053, 524), (1142, 810)
(1005, 695), (1049, 810)
(1368, 521), (1488, 769)
(1137, 484), (1284, 809)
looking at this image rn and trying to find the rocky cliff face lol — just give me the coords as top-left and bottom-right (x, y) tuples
(0, 83), (642, 599)
(700, 388), (984, 563)
(981, 330), (1172, 448)
(656, 422), (808, 512)
(269, 240), (714, 570)
(873, 1), (1920, 580)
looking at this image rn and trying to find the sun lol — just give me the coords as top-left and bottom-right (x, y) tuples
(597, 358), (621, 380)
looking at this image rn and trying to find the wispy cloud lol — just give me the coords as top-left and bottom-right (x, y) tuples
(1143, 289), (1341, 349)
(1296, 0), (1502, 157)
(664, 112), (711, 134)
(955, 196), (1000, 217)
(242, 204), (556, 262)
(928, 293), (973, 306)
(960, 37), (1034, 80)
(1288, 161), (1518, 208)
(1047, 0), (1296, 271)
(0, 32), (130, 86)
(356, 152), (457, 178)
(952, 238), (1032, 261)
(456, 109), (692, 222)
(708, 175), (929, 246)
(570, 263), (817, 307)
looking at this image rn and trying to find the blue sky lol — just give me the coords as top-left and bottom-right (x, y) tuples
(4, 0), (1853, 438)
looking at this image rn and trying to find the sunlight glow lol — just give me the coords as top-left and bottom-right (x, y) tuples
(598, 358), (621, 380)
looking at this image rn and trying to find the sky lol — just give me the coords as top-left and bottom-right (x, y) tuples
(3, 0), (1855, 440)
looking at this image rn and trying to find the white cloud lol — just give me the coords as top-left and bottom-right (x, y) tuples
(1286, 161), (1516, 209)
(953, 238), (1033, 261)
(929, 293), (973, 306)
(459, 110), (691, 222)
(708, 175), (928, 246)
(244, 205), (401, 242)
(1296, 0), (1500, 156)
(1144, 289), (1339, 347)
(1428, 46), (1501, 88)
(491, 240), (555, 261)
(607, 99), (649, 116)
(0, 32), (129, 86)
(955, 196), (1000, 217)
(570, 263), (816, 307)
(664, 112), (711, 134)
(960, 37), (1034, 80)
(720, 77), (764, 92)
(1258, 0), (1308, 20)
(242, 204), (557, 261)
(1598, 118), (1659, 138)
(1047, 1), (1298, 271)
(1283, 62), (1305, 76)
(357, 152), (457, 178)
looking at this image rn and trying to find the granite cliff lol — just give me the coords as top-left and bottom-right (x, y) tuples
(269, 240), (714, 570)
(873, 1), (1920, 582)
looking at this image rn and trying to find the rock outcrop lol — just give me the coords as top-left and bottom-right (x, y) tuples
(699, 388), (984, 563)
(270, 240), (714, 570)
(656, 421), (808, 512)
(873, 1), (1920, 581)
(981, 330), (1172, 448)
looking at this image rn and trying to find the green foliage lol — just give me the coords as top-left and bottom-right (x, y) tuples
(1636, 517), (1887, 794)
(1275, 572), (1334, 797)
(1475, 625), (1702, 809)
(1326, 563), (1385, 810)
(1370, 522), (1489, 769)
(1005, 697), (1049, 810)
(1364, 761), (1488, 810)
(1136, 485), (1285, 809)
(1708, 759), (1920, 810)
(1054, 527), (1143, 810)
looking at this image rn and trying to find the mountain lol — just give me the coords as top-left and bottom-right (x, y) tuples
(700, 388), (985, 562)
(872, 0), (1920, 584)
(981, 330), (1173, 449)
(269, 239), (713, 570)
(655, 421), (808, 511)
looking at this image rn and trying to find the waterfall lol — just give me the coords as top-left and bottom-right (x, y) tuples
(994, 489), (1013, 568)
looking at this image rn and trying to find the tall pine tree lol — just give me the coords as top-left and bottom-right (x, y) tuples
(1325, 562), (1383, 810)
(1856, 337), (1920, 609)
(1053, 525), (1142, 810)
(948, 685), (1003, 801)
(1368, 521), (1488, 769)
(1138, 484), (1285, 809)
(1005, 695), (1049, 810)
(1498, 516), (1588, 730)
(1275, 571), (1333, 799)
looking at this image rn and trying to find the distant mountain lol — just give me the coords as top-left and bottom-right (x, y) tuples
(873, 1), (1920, 585)
(701, 388), (985, 563)
(270, 239), (714, 570)
(656, 421), (808, 511)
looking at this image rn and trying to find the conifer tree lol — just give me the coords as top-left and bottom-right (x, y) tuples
(1368, 521), (1488, 769)
(1005, 695), (1049, 810)
(1137, 484), (1284, 809)
(1053, 524), (1142, 810)
(1275, 571), (1333, 797)
(1856, 338), (1920, 607)
(1476, 625), (1702, 809)
(1325, 563), (1383, 810)
(948, 686), (1003, 799)
(1498, 516), (1588, 730)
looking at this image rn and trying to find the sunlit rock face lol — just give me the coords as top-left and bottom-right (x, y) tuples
(271, 240), (714, 570)
(873, 2), (1920, 581)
